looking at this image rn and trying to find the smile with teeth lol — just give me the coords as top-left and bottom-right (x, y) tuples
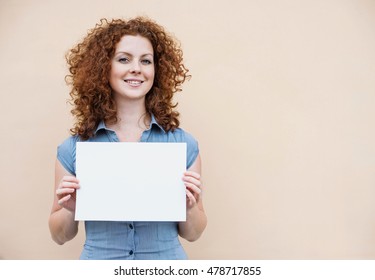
(124, 79), (143, 86)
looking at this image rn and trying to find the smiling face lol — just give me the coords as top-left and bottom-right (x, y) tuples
(109, 35), (155, 103)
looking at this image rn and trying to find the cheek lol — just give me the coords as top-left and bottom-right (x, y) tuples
(108, 68), (122, 89)
(108, 68), (116, 82)
(109, 65), (121, 78)
(146, 65), (155, 78)
(108, 73), (116, 88)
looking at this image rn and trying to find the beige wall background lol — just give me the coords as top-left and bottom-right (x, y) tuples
(0, 0), (374, 259)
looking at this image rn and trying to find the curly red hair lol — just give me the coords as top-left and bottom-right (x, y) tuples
(65, 17), (190, 140)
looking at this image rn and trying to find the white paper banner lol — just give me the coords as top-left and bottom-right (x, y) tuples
(75, 142), (186, 221)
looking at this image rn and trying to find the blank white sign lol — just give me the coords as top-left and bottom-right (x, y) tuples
(75, 142), (186, 221)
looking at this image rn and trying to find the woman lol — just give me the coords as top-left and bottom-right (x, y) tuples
(48, 17), (207, 260)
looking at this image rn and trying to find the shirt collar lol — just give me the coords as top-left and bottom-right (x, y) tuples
(149, 113), (166, 133)
(94, 113), (166, 134)
(94, 120), (107, 134)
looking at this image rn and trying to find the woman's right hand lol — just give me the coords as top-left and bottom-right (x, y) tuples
(56, 176), (80, 213)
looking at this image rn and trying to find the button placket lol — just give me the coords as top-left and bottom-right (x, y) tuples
(128, 222), (135, 258)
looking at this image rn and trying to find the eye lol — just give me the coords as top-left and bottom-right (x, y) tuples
(118, 57), (129, 63)
(141, 59), (152, 65)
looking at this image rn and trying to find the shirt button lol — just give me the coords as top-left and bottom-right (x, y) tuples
(129, 250), (133, 255)
(129, 224), (133, 229)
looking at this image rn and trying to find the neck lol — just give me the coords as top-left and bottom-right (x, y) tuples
(111, 97), (150, 131)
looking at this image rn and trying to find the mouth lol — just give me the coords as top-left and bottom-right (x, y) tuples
(124, 79), (144, 86)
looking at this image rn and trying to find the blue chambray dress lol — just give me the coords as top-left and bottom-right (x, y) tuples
(57, 115), (199, 260)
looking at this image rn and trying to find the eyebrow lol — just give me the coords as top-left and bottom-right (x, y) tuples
(114, 51), (153, 57)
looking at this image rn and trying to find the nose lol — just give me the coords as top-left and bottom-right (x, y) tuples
(130, 61), (141, 73)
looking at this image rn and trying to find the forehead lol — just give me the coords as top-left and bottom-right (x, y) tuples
(115, 35), (153, 54)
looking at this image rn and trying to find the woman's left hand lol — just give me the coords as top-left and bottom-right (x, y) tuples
(182, 170), (202, 209)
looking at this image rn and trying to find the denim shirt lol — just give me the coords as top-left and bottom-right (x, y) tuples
(57, 115), (199, 260)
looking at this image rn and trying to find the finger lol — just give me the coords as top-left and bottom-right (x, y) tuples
(186, 189), (196, 206)
(184, 171), (201, 180)
(58, 194), (71, 205)
(184, 182), (201, 195)
(60, 181), (80, 189)
(56, 188), (75, 196)
(182, 176), (201, 188)
(62, 176), (79, 183)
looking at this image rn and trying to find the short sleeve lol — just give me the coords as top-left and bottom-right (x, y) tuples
(57, 136), (78, 175)
(184, 131), (199, 169)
